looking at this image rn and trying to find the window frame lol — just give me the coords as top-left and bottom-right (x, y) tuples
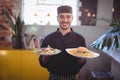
(22, 0), (79, 26)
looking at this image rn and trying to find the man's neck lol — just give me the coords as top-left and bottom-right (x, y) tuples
(59, 28), (71, 35)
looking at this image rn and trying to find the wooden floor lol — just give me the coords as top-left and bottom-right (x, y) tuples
(0, 50), (49, 80)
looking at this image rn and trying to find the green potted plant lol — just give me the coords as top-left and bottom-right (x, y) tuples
(0, 10), (23, 49)
(90, 18), (120, 50)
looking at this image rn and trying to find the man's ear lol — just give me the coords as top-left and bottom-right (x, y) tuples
(57, 16), (59, 21)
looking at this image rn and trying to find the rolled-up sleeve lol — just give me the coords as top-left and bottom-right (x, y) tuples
(78, 58), (87, 69)
(39, 55), (47, 68)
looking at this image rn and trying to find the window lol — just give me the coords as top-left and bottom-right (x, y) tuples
(22, 0), (78, 26)
(79, 0), (97, 26)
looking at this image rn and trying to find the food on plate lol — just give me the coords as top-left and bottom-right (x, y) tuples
(68, 47), (94, 57)
(77, 47), (88, 52)
(34, 45), (61, 55)
(38, 47), (55, 53)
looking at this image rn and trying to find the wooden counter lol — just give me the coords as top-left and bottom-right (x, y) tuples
(0, 50), (49, 80)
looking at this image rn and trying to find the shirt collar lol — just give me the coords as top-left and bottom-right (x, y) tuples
(56, 28), (74, 36)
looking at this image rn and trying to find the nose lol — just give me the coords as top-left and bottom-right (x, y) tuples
(62, 17), (68, 22)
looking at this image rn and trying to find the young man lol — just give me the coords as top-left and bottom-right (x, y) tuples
(39, 5), (87, 80)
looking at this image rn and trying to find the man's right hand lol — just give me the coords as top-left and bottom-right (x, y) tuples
(42, 55), (51, 64)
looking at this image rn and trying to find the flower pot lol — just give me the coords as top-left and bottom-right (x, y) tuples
(12, 37), (23, 49)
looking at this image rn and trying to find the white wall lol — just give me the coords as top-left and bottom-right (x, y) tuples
(97, 0), (113, 26)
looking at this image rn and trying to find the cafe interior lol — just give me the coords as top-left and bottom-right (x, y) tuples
(0, 0), (120, 80)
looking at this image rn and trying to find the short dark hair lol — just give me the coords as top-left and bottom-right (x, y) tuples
(57, 5), (72, 15)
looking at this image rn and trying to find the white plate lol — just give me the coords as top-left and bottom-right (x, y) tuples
(33, 48), (61, 55)
(66, 48), (100, 58)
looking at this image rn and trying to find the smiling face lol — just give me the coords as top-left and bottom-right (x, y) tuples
(57, 13), (73, 30)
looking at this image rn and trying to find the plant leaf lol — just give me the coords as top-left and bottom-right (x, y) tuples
(101, 38), (107, 50)
(106, 38), (112, 50)
(0, 24), (9, 31)
(113, 36), (119, 49)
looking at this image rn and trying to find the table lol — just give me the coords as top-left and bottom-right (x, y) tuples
(0, 50), (49, 80)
